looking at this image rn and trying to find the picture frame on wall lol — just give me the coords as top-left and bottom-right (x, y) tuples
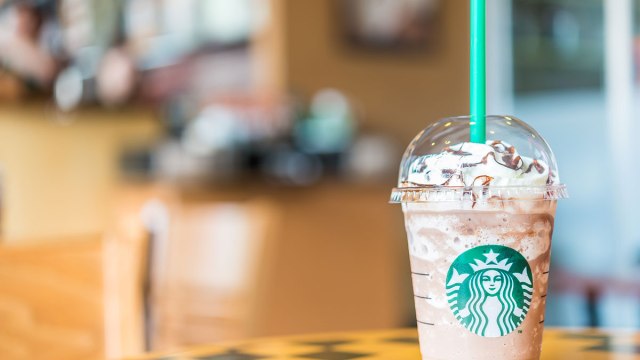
(340, 0), (441, 51)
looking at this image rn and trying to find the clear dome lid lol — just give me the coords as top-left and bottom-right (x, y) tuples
(390, 115), (567, 203)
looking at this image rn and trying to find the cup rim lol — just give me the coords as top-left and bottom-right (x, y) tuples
(389, 184), (568, 203)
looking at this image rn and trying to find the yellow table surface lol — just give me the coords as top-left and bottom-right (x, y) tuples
(126, 328), (640, 360)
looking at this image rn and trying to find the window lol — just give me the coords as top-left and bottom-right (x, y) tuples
(512, 0), (604, 93)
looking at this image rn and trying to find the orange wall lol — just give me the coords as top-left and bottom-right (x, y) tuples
(283, 0), (470, 143)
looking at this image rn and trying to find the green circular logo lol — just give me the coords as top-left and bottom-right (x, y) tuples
(446, 245), (533, 337)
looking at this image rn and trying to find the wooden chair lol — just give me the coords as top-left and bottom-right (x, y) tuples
(107, 183), (283, 351)
(0, 234), (146, 360)
(110, 182), (407, 350)
(149, 199), (280, 350)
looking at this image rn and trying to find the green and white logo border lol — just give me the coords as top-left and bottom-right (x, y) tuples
(446, 244), (533, 337)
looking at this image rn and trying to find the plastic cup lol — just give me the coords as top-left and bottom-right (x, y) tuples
(390, 116), (567, 360)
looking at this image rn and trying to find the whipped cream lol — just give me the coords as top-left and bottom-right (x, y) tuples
(405, 141), (555, 187)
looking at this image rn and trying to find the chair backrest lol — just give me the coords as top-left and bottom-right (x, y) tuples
(150, 199), (279, 350)
(0, 234), (146, 360)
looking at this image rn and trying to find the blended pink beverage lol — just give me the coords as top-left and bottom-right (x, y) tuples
(391, 116), (566, 360)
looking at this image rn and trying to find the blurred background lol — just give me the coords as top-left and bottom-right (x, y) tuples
(0, 0), (638, 358)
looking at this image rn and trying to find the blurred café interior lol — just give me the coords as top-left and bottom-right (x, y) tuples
(0, 0), (639, 358)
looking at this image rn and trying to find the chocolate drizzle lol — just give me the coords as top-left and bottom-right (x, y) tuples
(443, 146), (472, 156)
(452, 141), (524, 173)
(490, 141), (524, 170)
(546, 169), (556, 185)
(489, 140), (507, 151)
(524, 160), (546, 175)
(442, 172), (464, 186)
(406, 140), (553, 188)
(472, 175), (494, 187)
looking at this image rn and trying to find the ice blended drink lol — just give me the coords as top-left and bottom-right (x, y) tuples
(391, 116), (567, 360)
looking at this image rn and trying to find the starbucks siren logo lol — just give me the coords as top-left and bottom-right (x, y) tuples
(446, 245), (533, 337)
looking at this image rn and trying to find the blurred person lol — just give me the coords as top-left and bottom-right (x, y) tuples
(0, 1), (57, 87)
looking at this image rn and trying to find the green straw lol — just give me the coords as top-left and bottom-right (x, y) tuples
(470, 0), (486, 144)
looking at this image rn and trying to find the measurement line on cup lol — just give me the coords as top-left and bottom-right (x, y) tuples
(542, 270), (550, 275)
(540, 294), (547, 298)
(414, 295), (432, 300)
(417, 320), (435, 326)
(539, 320), (545, 324)
(411, 272), (430, 276)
